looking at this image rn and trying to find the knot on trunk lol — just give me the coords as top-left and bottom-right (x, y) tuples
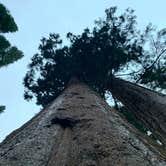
(51, 116), (80, 128)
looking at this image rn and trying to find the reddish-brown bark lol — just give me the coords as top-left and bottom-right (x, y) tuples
(0, 80), (165, 165)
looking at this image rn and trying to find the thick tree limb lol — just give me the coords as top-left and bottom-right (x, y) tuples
(108, 77), (166, 147)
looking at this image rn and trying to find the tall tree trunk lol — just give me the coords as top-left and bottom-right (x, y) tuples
(109, 77), (166, 147)
(0, 79), (165, 166)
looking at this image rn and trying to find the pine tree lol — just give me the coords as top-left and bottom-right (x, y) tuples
(0, 3), (23, 68)
(0, 3), (23, 113)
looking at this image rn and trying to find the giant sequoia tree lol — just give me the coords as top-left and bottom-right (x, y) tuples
(0, 6), (165, 165)
(24, 7), (166, 144)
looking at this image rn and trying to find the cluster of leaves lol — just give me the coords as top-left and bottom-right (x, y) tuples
(24, 7), (146, 106)
(0, 3), (23, 68)
(24, 7), (165, 107)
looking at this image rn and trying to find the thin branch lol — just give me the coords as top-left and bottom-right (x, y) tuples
(115, 69), (142, 77)
(148, 48), (166, 70)
(136, 48), (166, 83)
(151, 36), (158, 55)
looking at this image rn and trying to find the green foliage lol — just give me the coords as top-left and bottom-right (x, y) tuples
(0, 3), (23, 68)
(24, 7), (164, 107)
(0, 3), (23, 113)
(0, 42), (23, 67)
(0, 3), (18, 33)
(0, 105), (5, 113)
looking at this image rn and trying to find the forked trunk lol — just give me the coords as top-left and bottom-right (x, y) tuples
(0, 79), (165, 165)
(109, 77), (166, 147)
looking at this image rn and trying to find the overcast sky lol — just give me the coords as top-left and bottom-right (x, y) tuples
(0, 0), (165, 142)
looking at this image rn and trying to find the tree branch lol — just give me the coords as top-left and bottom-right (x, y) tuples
(136, 48), (166, 83)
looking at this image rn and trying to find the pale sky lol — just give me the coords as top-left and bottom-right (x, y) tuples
(0, 0), (165, 142)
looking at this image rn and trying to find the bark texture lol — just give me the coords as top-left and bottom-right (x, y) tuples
(109, 77), (166, 147)
(0, 80), (166, 166)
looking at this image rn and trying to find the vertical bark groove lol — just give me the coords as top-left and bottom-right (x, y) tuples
(47, 128), (72, 166)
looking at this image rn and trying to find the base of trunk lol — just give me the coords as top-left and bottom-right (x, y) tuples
(0, 81), (166, 166)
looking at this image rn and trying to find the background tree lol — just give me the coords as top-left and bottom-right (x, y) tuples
(136, 28), (166, 89)
(0, 3), (23, 67)
(0, 3), (24, 113)
(117, 25), (166, 90)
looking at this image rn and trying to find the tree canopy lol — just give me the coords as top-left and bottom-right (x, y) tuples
(24, 7), (166, 107)
(0, 3), (23, 68)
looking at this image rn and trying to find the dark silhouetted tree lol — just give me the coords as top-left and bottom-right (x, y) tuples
(24, 7), (151, 106)
(24, 7), (165, 106)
